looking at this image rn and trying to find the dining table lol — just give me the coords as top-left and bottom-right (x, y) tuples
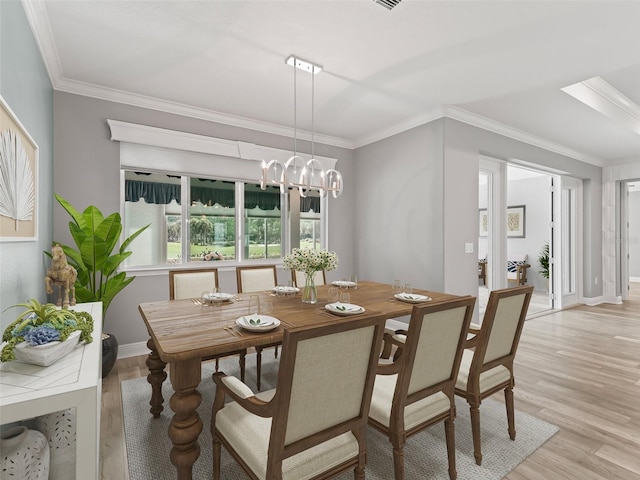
(138, 280), (459, 480)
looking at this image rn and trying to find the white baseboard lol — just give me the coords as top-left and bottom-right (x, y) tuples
(630, 277), (640, 283)
(581, 295), (622, 306)
(118, 341), (150, 359)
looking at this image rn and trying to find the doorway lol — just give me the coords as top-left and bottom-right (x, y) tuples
(479, 160), (571, 316)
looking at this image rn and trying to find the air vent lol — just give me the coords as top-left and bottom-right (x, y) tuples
(373, 0), (402, 10)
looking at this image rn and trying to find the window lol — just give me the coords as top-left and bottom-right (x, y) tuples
(122, 171), (323, 268)
(112, 120), (336, 269)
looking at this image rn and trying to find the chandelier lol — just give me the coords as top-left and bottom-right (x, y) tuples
(260, 55), (343, 198)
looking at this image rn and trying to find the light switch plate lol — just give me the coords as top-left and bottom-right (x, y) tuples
(465, 243), (474, 253)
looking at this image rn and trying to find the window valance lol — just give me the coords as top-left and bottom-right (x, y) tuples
(125, 179), (320, 213)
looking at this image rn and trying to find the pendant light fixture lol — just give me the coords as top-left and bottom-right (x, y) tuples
(260, 55), (342, 198)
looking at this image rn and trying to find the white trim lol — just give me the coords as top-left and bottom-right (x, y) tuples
(630, 277), (640, 283)
(108, 120), (338, 170)
(445, 106), (604, 167)
(117, 341), (150, 359)
(581, 295), (622, 306)
(352, 108), (445, 148)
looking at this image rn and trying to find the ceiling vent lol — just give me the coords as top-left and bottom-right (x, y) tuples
(373, 0), (402, 10)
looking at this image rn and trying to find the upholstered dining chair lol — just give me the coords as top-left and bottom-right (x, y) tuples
(370, 297), (476, 480)
(236, 265), (278, 294)
(454, 285), (533, 466)
(168, 268), (247, 381)
(211, 314), (386, 480)
(236, 265), (279, 390)
(291, 269), (326, 288)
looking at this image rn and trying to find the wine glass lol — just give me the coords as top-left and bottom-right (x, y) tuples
(339, 291), (351, 304)
(248, 295), (260, 316)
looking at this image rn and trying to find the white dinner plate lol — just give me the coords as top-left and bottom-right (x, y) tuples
(236, 315), (281, 332)
(324, 303), (365, 316)
(204, 292), (235, 302)
(394, 293), (432, 303)
(331, 280), (357, 288)
(273, 286), (300, 294)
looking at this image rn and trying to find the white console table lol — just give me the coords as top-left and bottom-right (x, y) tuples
(0, 302), (102, 479)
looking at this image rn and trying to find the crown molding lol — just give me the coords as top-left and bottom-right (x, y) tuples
(444, 105), (604, 167)
(352, 108), (445, 148)
(21, 0), (63, 86)
(562, 76), (640, 136)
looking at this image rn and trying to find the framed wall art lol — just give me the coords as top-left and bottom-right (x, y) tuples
(0, 95), (38, 242)
(507, 205), (526, 238)
(478, 209), (488, 237)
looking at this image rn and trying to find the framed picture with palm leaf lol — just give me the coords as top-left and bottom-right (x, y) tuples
(0, 95), (38, 241)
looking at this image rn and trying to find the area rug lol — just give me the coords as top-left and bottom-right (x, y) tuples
(121, 355), (557, 480)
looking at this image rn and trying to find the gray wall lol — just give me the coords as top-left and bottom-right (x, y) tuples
(354, 121), (445, 292)
(0, 1), (54, 329)
(630, 189), (640, 278)
(53, 92), (356, 344)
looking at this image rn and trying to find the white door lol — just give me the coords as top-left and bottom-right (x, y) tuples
(553, 176), (582, 308)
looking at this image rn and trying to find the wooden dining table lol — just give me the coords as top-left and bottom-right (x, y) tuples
(138, 280), (458, 480)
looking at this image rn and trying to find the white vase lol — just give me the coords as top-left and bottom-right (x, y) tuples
(0, 426), (50, 480)
(34, 409), (76, 480)
(14, 330), (81, 366)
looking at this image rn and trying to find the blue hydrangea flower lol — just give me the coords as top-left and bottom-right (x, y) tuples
(12, 324), (35, 338)
(23, 326), (61, 346)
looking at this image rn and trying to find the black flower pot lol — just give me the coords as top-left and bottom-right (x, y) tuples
(101, 333), (118, 378)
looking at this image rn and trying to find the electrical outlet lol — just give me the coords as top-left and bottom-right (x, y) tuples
(465, 243), (474, 254)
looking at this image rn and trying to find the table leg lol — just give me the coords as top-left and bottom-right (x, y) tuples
(146, 338), (167, 418)
(168, 358), (203, 480)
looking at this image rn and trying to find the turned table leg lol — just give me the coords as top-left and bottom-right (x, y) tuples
(168, 358), (203, 480)
(146, 338), (167, 418)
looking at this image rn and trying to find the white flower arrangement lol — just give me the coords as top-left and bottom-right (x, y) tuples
(282, 248), (338, 275)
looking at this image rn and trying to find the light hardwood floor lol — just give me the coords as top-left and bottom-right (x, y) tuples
(100, 284), (640, 480)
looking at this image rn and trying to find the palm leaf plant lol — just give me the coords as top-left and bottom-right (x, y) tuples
(49, 194), (149, 319)
(538, 242), (550, 279)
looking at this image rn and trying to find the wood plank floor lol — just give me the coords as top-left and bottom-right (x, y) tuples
(100, 284), (640, 480)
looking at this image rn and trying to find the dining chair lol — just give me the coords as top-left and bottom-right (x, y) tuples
(454, 285), (533, 466)
(291, 269), (326, 288)
(369, 297), (476, 480)
(236, 265), (279, 390)
(168, 268), (247, 381)
(211, 314), (386, 480)
(236, 265), (278, 294)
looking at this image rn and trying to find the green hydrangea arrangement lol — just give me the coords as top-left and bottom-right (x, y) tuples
(1, 299), (93, 362)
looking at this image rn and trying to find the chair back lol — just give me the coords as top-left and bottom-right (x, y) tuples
(236, 265), (277, 293)
(292, 269), (326, 288)
(473, 286), (533, 369)
(168, 268), (219, 300)
(396, 298), (475, 404)
(269, 315), (386, 456)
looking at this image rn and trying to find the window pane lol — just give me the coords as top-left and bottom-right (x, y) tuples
(190, 179), (236, 261)
(300, 193), (321, 250)
(244, 184), (281, 259)
(124, 172), (181, 266)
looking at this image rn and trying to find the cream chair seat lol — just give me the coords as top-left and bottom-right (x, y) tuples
(370, 297), (476, 480)
(454, 285), (533, 466)
(212, 314), (387, 480)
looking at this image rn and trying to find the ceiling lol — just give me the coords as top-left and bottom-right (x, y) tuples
(23, 0), (640, 167)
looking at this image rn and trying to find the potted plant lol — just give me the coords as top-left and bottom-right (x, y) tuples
(50, 193), (149, 377)
(538, 242), (550, 281)
(1, 299), (93, 366)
